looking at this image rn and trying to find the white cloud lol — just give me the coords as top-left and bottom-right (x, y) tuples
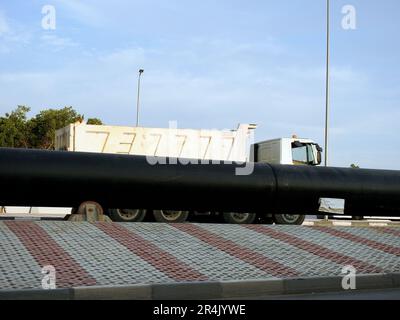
(0, 11), (33, 54)
(0, 44), (360, 131)
(98, 48), (146, 67)
(53, 0), (106, 26)
(188, 37), (285, 57)
(41, 34), (79, 51)
(274, 65), (366, 84)
(0, 11), (10, 36)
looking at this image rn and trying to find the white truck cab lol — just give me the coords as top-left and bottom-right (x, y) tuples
(252, 137), (322, 166)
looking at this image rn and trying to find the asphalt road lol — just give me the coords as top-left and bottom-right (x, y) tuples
(234, 288), (400, 300)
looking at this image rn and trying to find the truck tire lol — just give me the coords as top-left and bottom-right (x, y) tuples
(107, 209), (147, 222)
(153, 210), (189, 223)
(223, 212), (256, 224)
(274, 214), (305, 225)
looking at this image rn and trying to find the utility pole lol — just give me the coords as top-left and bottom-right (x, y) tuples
(324, 0), (331, 221)
(324, 0), (330, 167)
(136, 69), (144, 127)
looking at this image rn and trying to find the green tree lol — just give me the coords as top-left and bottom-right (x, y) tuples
(350, 164), (360, 169)
(87, 118), (103, 125)
(27, 107), (83, 149)
(0, 106), (103, 150)
(0, 105), (30, 148)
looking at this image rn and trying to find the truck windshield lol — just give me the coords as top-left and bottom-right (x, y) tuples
(292, 143), (314, 165)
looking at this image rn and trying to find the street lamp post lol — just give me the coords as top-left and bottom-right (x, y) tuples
(324, 0), (331, 222)
(136, 69), (144, 127)
(324, 0), (330, 167)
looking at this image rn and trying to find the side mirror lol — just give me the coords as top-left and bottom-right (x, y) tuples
(317, 151), (322, 165)
(312, 144), (322, 166)
(313, 144), (323, 165)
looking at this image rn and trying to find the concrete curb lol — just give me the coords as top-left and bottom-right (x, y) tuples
(74, 284), (151, 300)
(0, 217), (66, 221)
(304, 219), (400, 228)
(0, 288), (73, 300)
(1, 273), (399, 300)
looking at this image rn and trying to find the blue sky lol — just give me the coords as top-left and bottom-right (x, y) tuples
(0, 0), (399, 169)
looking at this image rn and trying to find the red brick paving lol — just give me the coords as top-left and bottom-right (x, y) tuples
(172, 223), (300, 278)
(313, 226), (400, 257)
(96, 222), (208, 282)
(5, 221), (96, 288)
(378, 228), (400, 238)
(246, 225), (383, 274)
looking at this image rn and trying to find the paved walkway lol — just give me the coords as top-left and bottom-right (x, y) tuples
(0, 221), (399, 290)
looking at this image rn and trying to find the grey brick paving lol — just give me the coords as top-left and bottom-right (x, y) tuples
(0, 223), (42, 290)
(0, 221), (399, 290)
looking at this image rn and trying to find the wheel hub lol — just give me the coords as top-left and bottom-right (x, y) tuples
(231, 213), (250, 223)
(281, 214), (301, 223)
(118, 209), (140, 220)
(162, 210), (183, 221)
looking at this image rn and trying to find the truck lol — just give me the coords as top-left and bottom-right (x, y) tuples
(52, 121), (323, 225)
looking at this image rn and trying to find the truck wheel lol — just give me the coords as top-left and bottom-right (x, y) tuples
(107, 209), (147, 222)
(153, 210), (189, 223)
(274, 214), (305, 225)
(223, 212), (256, 224)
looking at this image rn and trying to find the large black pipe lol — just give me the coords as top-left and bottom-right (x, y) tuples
(0, 148), (400, 216)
